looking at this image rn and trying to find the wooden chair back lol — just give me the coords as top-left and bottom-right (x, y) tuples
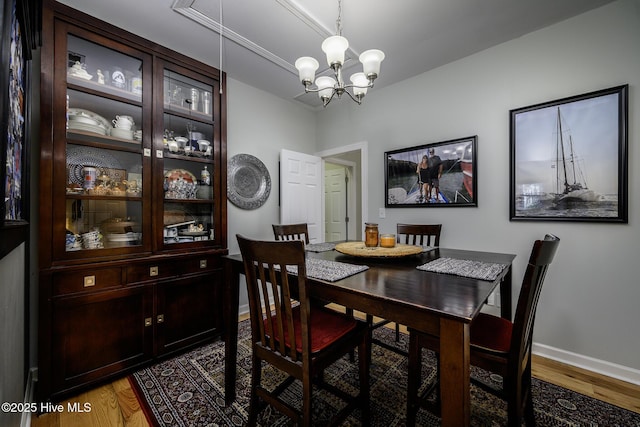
(272, 223), (310, 244)
(406, 234), (560, 426)
(469, 233), (560, 426)
(397, 223), (442, 246)
(237, 234), (371, 425)
(509, 233), (560, 375)
(237, 235), (309, 362)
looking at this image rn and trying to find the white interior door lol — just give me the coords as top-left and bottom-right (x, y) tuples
(280, 149), (322, 243)
(325, 166), (347, 242)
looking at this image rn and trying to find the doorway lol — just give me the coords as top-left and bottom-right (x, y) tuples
(317, 142), (368, 242)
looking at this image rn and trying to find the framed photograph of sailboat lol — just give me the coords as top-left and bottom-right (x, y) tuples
(385, 136), (477, 207)
(510, 85), (628, 223)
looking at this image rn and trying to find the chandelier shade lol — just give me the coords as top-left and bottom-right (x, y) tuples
(294, 57), (319, 85)
(294, 0), (384, 107)
(321, 35), (349, 67)
(359, 49), (385, 79)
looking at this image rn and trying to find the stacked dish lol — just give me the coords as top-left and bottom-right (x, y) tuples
(111, 127), (134, 140)
(67, 108), (112, 136)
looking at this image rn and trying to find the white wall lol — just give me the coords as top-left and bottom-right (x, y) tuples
(226, 79), (317, 307)
(0, 244), (25, 427)
(313, 0), (640, 376)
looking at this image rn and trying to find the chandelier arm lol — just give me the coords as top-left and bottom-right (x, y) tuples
(323, 89), (338, 107)
(343, 81), (374, 90)
(343, 89), (362, 105)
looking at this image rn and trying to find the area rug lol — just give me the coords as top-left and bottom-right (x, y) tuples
(130, 320), (640, 426)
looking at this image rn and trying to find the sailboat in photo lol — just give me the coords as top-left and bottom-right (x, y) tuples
(553, 107), (600, 203)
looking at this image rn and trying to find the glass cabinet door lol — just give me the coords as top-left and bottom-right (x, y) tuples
(60, 31), (150, 257)
(159, 67), (216, 248)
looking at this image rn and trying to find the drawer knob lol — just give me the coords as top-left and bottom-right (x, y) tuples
(200, 259), (207, 268)
(150, 266), (159, 276)
(157, 314), (165, 323)
(83, 276), (96, 287)
(144, 317), (152, 327)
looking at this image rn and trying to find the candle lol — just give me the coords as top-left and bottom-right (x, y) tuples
(380, 234), (396, 248)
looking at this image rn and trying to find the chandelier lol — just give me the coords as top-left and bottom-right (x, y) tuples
(294, 0), (385, 107)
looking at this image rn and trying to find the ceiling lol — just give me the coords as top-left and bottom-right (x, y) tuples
(56, 0), (615, 109)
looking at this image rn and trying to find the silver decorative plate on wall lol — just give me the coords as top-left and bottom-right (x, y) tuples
(227, 154), (271, 210)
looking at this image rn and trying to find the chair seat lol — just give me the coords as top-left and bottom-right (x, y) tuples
(471, 313), (513, 353)
(265, 306), (359, 353)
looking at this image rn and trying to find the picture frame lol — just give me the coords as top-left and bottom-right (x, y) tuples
(509, 85), (628, 223)
(0, 0), (40, 257)
(385, 136), (477, 207)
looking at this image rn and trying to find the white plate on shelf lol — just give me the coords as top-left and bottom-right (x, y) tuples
(67, 121), (108, 136)
(69, 114), (100, 127)
(68, 108), (112, 131)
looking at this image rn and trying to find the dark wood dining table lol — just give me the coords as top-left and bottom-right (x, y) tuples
(222, 244), (516, 427)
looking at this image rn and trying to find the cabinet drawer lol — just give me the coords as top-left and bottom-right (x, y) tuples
(53, 267), (123, 296)
(126, 255), (221, 283)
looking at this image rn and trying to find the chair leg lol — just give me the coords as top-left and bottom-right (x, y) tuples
(302, 373), (313, 426)
(359, 332), (371, 426)
(395, 323), (400, 342)
(365, 313), (374, 325)
(525, 389), (536, 426)
(524, 361), (536, 426)
(347, 308), (356, 362)
(506, 375), (524, 427)
(248, 353), (262, 426)
(406, 332), (421, 427)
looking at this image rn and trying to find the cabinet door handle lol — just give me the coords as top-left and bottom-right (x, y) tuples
(83, 275), (96, 287)
(144, 317), (152, 327)
(157, 314), (164, 324)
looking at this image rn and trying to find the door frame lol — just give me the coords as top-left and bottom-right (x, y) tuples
(316, 141), (368, 242)
(324, 159), (356, 241)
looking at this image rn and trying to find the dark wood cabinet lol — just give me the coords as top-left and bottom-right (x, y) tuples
(50, 284), (154, 394)
(38, 1), (227, 401)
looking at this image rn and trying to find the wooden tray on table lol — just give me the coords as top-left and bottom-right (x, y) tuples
(335, 241), (422, 258)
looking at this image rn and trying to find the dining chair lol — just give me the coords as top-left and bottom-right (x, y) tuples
(272, 223), (310, 244)
(406, 234), (560, 427)
(236, 235), (371, 426)
(367, 223), (443, 351)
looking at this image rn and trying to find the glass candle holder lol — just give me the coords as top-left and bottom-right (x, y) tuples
(364, 223), (379, 247)
(380, 234), (396, 248)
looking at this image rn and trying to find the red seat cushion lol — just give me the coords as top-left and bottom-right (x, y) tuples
(265, 306), (358, 353)
(470, 313), (513, 353)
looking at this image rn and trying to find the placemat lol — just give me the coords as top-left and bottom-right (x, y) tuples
(305, 242), (336, 253)
(286, 258), (369, 282)
(417, 257), (507, 281)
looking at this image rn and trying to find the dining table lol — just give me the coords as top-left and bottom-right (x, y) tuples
(222, 242), (516, 427)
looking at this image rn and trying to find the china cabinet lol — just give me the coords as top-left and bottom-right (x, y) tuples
(38, 1), (227, 400)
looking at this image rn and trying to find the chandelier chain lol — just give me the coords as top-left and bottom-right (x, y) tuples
(336, 0), (343, 36)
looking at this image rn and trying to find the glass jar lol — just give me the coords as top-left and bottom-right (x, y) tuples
(364, 223), (379, 247)
(380, 234), (396, 248)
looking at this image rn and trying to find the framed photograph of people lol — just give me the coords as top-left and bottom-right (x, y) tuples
(385, 136), (477, 207)
(510, 85), (628, 223)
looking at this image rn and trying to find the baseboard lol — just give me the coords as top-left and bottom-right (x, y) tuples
(533, 342), (640, 386)
(238, 304), (249, 317)
(21, 367), (38, 427)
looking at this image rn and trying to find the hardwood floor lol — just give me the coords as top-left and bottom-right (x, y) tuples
(31, 315), (640, 426)
(31, 377), (149, 427)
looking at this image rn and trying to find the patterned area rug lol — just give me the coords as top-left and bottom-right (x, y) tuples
(130, 320), (640, 426)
